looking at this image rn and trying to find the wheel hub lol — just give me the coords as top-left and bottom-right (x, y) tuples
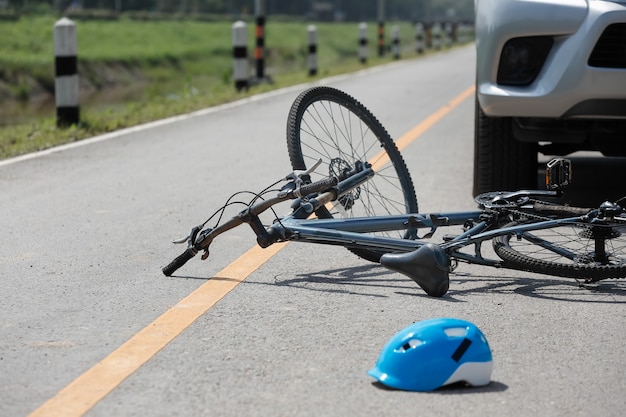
(579, 225), (621, 240)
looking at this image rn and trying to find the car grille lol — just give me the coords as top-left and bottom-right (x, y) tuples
(588, 23), (626, 68)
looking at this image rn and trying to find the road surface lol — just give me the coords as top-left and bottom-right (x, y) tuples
(1, 44), (625, 417)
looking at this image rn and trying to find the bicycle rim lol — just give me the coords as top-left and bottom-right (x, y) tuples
(493, 220), (626, 280)
(286, 86), (418, 263)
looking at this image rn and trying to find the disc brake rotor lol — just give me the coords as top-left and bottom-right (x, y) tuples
(329, 158), (360, 210)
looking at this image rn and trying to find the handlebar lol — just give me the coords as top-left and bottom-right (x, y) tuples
(162, 172), (347, 276)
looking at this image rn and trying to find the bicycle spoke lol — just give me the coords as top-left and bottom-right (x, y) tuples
(517, 230), (582, 263)
(287, 87), (418, 262)
(495, 220), (626, 280)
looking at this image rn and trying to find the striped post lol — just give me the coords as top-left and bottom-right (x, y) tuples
(391, 25), (400, 60)
(358, 22), (368, 64)
(232, 20), (248, 91)
(432, 22), (442, 50)
(458, 23), (467, 43)
(254, 0), (266, 80)
(415, 22), (425, 54)
(425, 23), (432, 49)
(307, 25), (318, 76)
(377, 21), (385, 57)
(54, 17), (79, 127)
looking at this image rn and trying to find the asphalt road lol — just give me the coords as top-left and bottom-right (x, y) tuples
(1, 44), (625, 417)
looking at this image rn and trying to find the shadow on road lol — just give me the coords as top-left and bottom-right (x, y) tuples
(244, 263), (626, 304)
(370, 380), (509, 394)
(445, 272), (626, 304)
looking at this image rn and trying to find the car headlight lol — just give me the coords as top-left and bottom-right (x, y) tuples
(497, 36), (553, 86)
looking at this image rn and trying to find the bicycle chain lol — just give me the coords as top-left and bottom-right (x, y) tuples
(506, 199), (556, 222)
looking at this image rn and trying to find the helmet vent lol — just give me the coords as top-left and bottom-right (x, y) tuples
(444, 327), (467, 337)
(397, 338), (423, 352)
(451, 338), (472, 362)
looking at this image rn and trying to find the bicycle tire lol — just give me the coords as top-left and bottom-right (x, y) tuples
(286, 86), (418, 263)
(493, 220), (626, 281)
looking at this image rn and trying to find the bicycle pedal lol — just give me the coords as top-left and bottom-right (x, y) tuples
(442, 234), (456, 242)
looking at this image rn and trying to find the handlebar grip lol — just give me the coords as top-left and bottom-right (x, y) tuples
(298, 176), (338, 197)
(162, 247), (197, 276)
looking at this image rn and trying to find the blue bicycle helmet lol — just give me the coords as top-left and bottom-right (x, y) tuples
(368, 318), (493, 391)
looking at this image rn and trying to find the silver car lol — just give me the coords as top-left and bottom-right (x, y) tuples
(474, 0), (626, 195)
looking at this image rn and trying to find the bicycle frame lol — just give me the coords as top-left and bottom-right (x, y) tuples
(269, 208), (586, 268)
(164, 150), (626, 299)
(185, 163), (591, 271)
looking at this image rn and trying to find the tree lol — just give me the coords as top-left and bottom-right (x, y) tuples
(9, 0), (474, 21)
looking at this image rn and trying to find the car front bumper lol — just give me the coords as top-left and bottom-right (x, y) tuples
(476, 0), (626, 119)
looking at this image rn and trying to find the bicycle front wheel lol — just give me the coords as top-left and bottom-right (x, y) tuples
(493, 220), (626, 281)
(286, 86), (418, 263)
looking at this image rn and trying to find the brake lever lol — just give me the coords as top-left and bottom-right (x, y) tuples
(284, 158), (322, 182)
(171, 225), (202, 245)
(278, 159), (324, 199)
(171, 235), (190, 244)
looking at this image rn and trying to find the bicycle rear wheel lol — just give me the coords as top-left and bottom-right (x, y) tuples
(493, 220), (626, 280)
(286, 86), (418, 263)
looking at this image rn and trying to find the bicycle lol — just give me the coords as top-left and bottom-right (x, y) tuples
(163, 86), (626, 297)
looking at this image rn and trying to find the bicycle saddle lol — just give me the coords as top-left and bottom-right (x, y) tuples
(380, 243), (450, 297)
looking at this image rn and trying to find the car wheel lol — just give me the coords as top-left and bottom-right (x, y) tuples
(473, 97), (538, 196)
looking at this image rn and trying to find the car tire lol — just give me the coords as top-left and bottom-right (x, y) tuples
(473, 97), (538, 196)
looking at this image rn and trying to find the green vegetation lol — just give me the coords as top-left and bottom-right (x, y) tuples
(0, 15), (464, 160)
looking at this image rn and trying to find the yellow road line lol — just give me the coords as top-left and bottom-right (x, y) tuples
(28, 85), (474, 417)
(395, 85), (475, 152)
(28, 243), (286, 417)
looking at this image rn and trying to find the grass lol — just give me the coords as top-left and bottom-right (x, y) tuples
(0, 16), (458, 160)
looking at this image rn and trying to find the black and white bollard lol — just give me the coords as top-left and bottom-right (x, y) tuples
(458, 23), (470, 43)
(445, 22), (454, 47)
(307, 25), (318, 76)
(232, 20), (248, 91)
(415, 22), (425, 54)
(391, 25), (400, 59)
(254, 0), (266, 80)
(54, 17), (79, 127)
(432, 22), (442, 50)
(457, 23), (466, 43)
(358, 22), (368, 64)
